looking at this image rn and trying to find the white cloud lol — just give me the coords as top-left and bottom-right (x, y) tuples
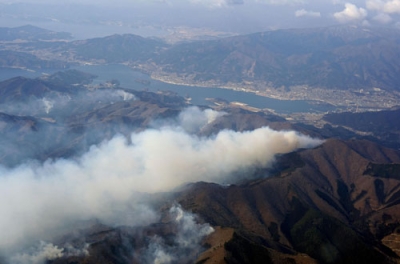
(383, 0), (400, 13)
(373, 12), (393, 23)
(366, 0), (385, 10)
(190, 0), (243, 8)
(255, 0), (306, 4)
(366, 0), (400, 14)
(3, 0), (400, 31)
(334, 3), (368, 23)
(295, 9), (321, 17)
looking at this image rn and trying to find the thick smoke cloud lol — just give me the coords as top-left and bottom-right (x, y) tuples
(0, 107), (323, 262)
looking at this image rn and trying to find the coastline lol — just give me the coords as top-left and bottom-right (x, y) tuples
(147, 71), (400, 111)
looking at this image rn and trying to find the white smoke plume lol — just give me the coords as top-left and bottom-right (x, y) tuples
(0, 88), (134, 117)
(140, 205), (214, 264)
(116, 89), (136, 101)
(0, 95), (70, 117)
(42, 98), (54, 114)
(177, 106), (226, 133)
(0, 107), (323, 261)
(11, 242), (63, 264)
(170, 205), (214, 247)
(10, 241), (89, 264)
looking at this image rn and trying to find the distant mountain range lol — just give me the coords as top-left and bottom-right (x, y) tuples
(0, 50), (69, 70)
(149, 25), (400, 92)
(2, 25), (400, 95)
(71, 34), (166, 63)
(0, 25), (72, 41)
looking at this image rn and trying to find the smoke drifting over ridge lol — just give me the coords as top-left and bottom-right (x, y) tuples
(0, 107), (323, 262)
(0, 88), (136, 117)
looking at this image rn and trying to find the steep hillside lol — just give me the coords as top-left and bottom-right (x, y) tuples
(175, 139), (400, 263)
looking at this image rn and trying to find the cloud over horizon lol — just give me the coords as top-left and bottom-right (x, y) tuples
(334, 3), (368, 23)
(190, 0), (244, 8)
(2, 0), (400, 30)
(295, 8), (321, 17)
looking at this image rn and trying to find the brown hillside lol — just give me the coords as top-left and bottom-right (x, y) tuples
(176, 139), (400, 263)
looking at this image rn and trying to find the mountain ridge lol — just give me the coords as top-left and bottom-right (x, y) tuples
(147, 25), (400, 93)
(0, 25), (72, 41)
(174, 138), (400, 263)
(2, 25), (400, 109)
